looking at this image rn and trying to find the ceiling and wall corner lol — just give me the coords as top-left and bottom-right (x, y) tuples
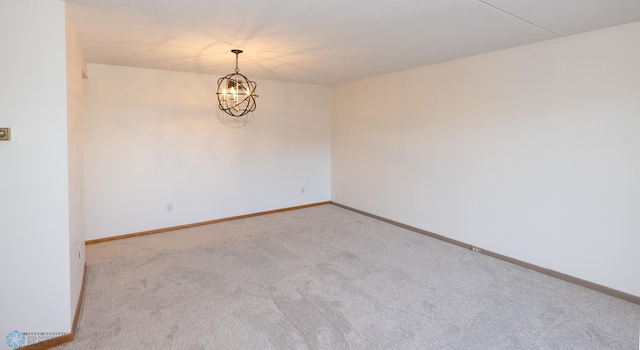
(64, 0), (640, 86)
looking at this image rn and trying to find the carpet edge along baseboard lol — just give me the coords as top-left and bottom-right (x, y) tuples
(330, 201), (640, 306)
(85, 201), (331, 245)
(85, 200), (639, 306)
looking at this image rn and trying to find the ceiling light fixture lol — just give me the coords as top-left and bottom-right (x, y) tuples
(216, 49), (258, 119)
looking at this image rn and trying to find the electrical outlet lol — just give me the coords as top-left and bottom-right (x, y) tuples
(471, 246), (481, 253)
(167, 204), (173, 212)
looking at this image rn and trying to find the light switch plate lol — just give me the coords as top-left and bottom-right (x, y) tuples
(0, 128), (10, 141)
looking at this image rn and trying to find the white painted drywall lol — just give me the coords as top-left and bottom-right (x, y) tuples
(332, 22), (640, 297)
(83, 64), (331, 240)
(66, 7), (86, 324)
(0, 0), (73, 337)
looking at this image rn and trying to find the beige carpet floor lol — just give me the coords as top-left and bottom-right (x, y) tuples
(57, 204), (640, 349)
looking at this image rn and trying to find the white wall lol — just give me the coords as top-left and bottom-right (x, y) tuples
(0, 0), (73, 338)
(332, 22), (640, 297)
(66, 7), (87, 324)
(84, 64), (331, 240)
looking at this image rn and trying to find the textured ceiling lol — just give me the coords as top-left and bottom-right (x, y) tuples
(65, 0), (640, 86)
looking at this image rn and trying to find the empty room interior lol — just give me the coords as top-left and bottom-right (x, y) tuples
(2, 0), (640, 349)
